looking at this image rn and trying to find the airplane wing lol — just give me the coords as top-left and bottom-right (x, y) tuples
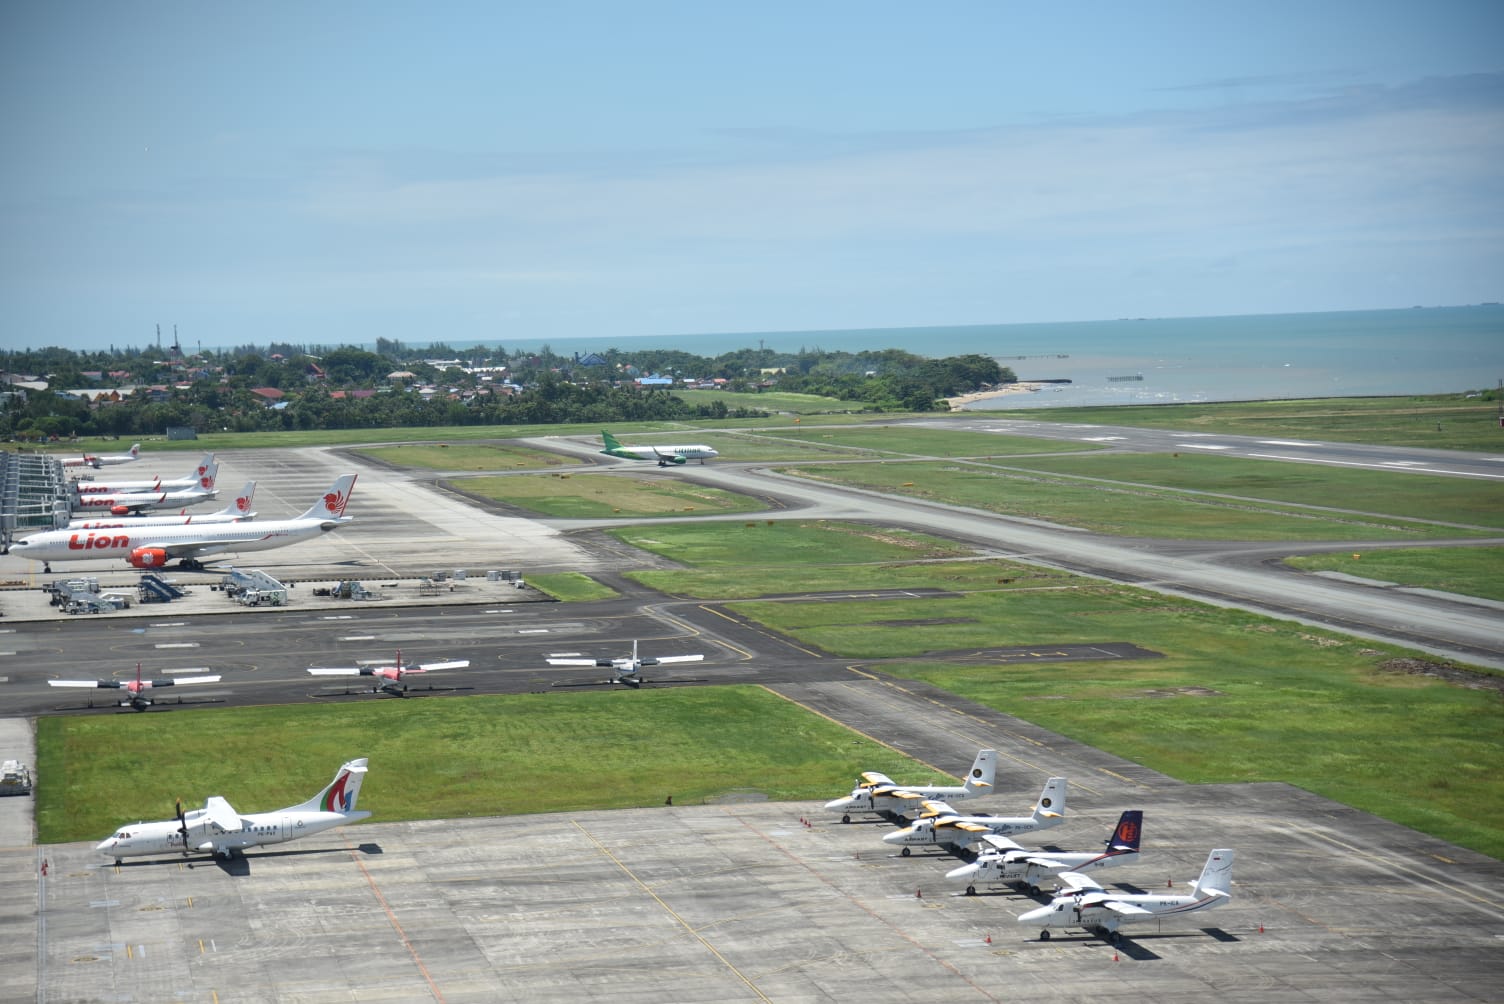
(950, 821), (994, 834)
(152, 675), (221, 687)
(48, 679), (116, 689)
(546, 658), (614, 667)
(1055, 870), (1104, 893)
(858, 771), (896, 787)
(202, 796), (243, 833)
(1021, 854), (1075, 870)
(642, 654), (704, 665)
(413, 660), (469, 672)
(918, 798), (958, 816)
(979, 834), (1024, 853)
(307, 667), (363, 676)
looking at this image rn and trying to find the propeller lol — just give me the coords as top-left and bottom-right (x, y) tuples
(175, 797), (190, 855)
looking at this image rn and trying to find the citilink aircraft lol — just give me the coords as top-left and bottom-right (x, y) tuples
(882, 776), (1068, 856)
(599, 430), (718, 466)
(96, 758), (370, 864)
(946, 809), (1143, 896)
(1017, 847), (1234, 944)
(825, 749), (997, 823)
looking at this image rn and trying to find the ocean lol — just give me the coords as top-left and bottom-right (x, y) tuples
(475, 305), (1504, 409)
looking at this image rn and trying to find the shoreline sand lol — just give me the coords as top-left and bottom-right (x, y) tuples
(945, 382), (1045, 410)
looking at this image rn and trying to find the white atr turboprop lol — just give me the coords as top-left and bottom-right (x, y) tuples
(882, 776), (1068, 856)
(1018, 847), (1235, 944)
(825, 749), (997, 823)
(307, 649), (471, 697)
(946, 809), (1143, 896)
(95, 758), (371, 864)
(60, 442), (141, 469)
(72, 452), (214, 494)
(68, 481), (257, 529)
(546, 640), (705, 688)
(10, 473), (356, 571)
(69, 459), (220, 515)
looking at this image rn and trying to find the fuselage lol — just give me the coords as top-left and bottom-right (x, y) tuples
(10, 517), (339, 566)
(884, 812), (1061, 850)
(947, 847), (1138, 890)
(96, 807), (370, 860)
(825, 783), (978, 819)
(1017, 889), (1224, 932)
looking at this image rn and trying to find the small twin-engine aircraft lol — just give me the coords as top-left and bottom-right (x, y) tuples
(946, 809), (1143, 896)
(546, 639), (705, 688)
(883, 776), (1068, 856)
(72, 452), (213, 494)
(60, 442), (141, 469)
(599, 430), (718, 467)
(307, 649), (470, 696)
(47, 663), (222, 711)
(1018, 847), (1235, 944)
(68, 481), (257, 529)
(825, 749), (997, 823)
(95, 758), (370, 865)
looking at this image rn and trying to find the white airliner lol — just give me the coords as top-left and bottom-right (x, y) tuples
(11, 473), (356, 572)
(69, 459), (220, 515)
(599, 430), (718, 466)
(68, 481), (257, 529)
(60, 442), (141, 469)
(946, 809), (1143, 896)
(1018, 848), (1235, 944)
(307, 649), (470, 697)
(882, 777), (1068, 856)
(48, 663), (222, 711)
(546, 639), (704, 687)
(95, 758), (371, 864)
(72, 452), (214, 494)
(824, 749), (997, 823)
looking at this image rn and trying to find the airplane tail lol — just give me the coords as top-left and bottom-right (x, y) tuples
(297, 474), (357, 521)
(287, 758), (370, 815)
(199, 458), (219, 491)
(601, 430), (623, 451)
(962, 749), (997, 794)
(216, 481), (256, 518)
(128, 443), (140, 458)
(1189, 848), (1235, 897)
(1105, 809), (1143, 851)
(1031, 777), (1067, 821)
(185, 452), (215, 484)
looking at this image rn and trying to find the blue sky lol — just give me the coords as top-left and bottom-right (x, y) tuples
(2, 1), (1500, 353)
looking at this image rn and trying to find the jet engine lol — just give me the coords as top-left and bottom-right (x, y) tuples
(111, 505), (132, 515)
(128, 547), (170, 568)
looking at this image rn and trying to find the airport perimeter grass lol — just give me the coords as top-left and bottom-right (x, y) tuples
(353, 442), (585, 471)
(526, 572), (621, 602)
(784, 461), (1495, 541)
(1285, 546), (1504, 602)
(457, 472), (766, 518)
(995, 394), (1504, 451)
(34, 687), (928, 845)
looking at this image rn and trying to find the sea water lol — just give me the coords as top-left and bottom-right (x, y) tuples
(479, 305), (1504, 409)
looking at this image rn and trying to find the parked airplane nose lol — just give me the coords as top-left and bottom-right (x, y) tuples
(945, 861), (980, 882)
(881, 828), (914, 845)
(1017, 904), (1053, 924)
(823, 795), (854, 811)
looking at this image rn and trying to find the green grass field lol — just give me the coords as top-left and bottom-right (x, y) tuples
(353, 442), (585, 471)
(34, 688), (928, 844)
(1285, 546), (1504, 602)
(455, 472), (767, 518)
(783, 461), (1490, 541)
(526, 572), (621, 601)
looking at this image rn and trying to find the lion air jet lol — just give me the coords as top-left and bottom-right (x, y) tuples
(47, 663), (222, 711)
(882, 776), (1068, 856)
(71, 452), (213, 494)
(60, 442), (141, 469)
(68, 481), (257, 530)
(546, 639), (705, 688)
(69, 459), (220, 515)
(307, 649), (470, 697)
(1018, 847), (1235, 944)
(825, 749), (997, 823)
(10, 474), (356, 572)
(95, 758), (370, 864)
(946, 810), (1143, 896)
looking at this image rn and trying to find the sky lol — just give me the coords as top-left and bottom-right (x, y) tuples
(1, 1), (1501, 354)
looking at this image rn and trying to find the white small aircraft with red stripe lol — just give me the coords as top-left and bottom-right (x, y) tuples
(60, 442), (141, 470)
(48, 663), (222, 711)
(307, 649), (470, 697)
